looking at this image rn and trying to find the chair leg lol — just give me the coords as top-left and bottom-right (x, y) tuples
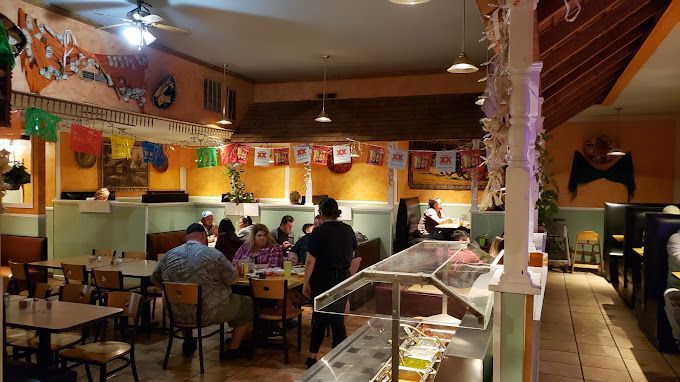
(130, 351), (140, 382)
(297, 313), (302, 353)
(219, 324), (225, 354)
(85, 364), (93, 382)
(283, 321), (289, 364)
(162, 329), (174, 369)
(151, 297), (157, 320)
(198, 327), (205, 374)
(99, 364), (107, 382)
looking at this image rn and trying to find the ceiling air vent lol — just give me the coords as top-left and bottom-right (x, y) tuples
(80, 70), (110, 85)
(203, 78), (222, 113)
(316, 92), (337, 100)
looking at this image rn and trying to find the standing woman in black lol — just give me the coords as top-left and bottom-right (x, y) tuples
(303, 198), (357, 368)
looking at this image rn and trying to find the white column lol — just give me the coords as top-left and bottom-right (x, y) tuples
(54, 140), (61, 201)
(388, 141), (397, 207)
(304, 163), (313, 206)
(527, 96), (544, 248)
(470, 139), (481, 213)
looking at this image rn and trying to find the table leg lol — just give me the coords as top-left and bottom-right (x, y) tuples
(140, 277), (151, 331)
(36, 329), (52, 368)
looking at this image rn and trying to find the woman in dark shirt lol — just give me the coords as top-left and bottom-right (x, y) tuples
(303, 198), (356, 368)
(214, 219), (242, 261)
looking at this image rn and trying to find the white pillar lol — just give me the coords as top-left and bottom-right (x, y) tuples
(470, 139), (481, 213)
(54, 140), (61, 201)
(388, 141), (397, 207)
(304, 163), (313, 206)
(527, 97), (544, 249)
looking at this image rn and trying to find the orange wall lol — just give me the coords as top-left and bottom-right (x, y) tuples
(254, 72), (485, 102)
(548, 119), (677, 208)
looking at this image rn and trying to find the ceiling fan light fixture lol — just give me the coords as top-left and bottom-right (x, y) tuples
(447, 52), (479, 74)
(389, 0), (431, 4)
(122, 25), (155, 47)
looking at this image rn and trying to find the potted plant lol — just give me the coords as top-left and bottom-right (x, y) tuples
(535, 133), (559, 229)
(223, 164), (256, 204)
(2, 162), (30, 190)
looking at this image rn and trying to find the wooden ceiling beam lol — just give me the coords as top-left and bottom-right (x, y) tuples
(540, 0), (626, 54)
(540, 1), (658, 75)
(542, 75), (619, 118)
(542, 30), (645, 93)
(544, 87), (610, 130)
(542, 44), (638, 102)
(537, 0), (578, 30)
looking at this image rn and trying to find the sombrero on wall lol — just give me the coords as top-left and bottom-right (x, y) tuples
(153, 74), (176, 109)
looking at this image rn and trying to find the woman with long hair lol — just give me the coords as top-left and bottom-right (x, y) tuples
(232, 223), (283, 268)
(214, 218), (242, 261)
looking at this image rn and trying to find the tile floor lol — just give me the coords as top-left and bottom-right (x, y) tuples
(540, 271), (680, 382)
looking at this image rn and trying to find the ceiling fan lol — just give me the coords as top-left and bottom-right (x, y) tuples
(95, 1), (191, 49)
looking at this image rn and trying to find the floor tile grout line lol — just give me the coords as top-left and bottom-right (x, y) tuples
(562, 272), (587, 380)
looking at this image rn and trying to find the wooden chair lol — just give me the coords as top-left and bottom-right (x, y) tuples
(8, 261), (30, 295)
(60, 291), (142, 382)
(92, 269), (140, 298)
(62, 263), (88, 285)
(121, 251), (147, 260)
(31, 282), (52, 299)
(250, 278), (302, 364)
(59, 284), (96, 304)
(92, 249), (116, 258)
(572, 231), (603, 273)
(162, 282), (224, 374)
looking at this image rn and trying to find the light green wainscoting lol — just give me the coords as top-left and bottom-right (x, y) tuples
(147, 204), (198, 234)
(348, 207), (393, 258)
(52, 201), (147, 259)
(500, 293), (526, 381)
(46, 208), (54, 259)
(0, 213), (45, 237)
(471, 211), (505, 241)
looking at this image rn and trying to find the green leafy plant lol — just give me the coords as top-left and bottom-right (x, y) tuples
(535, 133), (559, 226)
(2, 162), (30, 190)
(223, 165), (255, 203)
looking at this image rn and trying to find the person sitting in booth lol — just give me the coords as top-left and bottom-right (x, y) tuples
(418, 198), (454, 237)
(200, 210), (218, 243)
(288, 215), (322, 266)
(663, 205), (680, 345)
(232, 224), (284, 269)
(271, 215), (296, 251)
(215, 218), (243, 262)
(236, 216), (253, 240)
(94, 188), (110, 200)
(290, 190), (302, 205)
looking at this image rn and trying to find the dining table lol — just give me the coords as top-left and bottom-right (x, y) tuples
(28, 255), (140, 272)
(5, 299), (121, 368)
(612, 234), (624, 242)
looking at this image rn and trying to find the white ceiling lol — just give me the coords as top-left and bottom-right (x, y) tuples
(575, 23), (680, 120)
(46, 0), (487, 82)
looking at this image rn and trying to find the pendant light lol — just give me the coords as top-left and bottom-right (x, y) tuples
(607, 107), (626, 156)
(447, 0), (479, 74)
(389, 0), (431, 4)
(315, 55), (332, 123)
(216, 64), (232, 126)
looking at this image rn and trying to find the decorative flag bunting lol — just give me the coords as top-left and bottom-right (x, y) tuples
(196, 147), (217, 168)
(142, 141), (166, 167)
(387, 148), (407, 170)
(332, 144), (351, 165)
(70, 124), (102, 156)
(294, 144), (311, 164)
(235, 144), (250, 164)
(311, 145), (329, 165)
(273, 148), (290, 166)
(460, 149), (482, 172)
(254, 147), (270, 167)
(366, 145), (385, 166)
(435, 150), (457, 172)
(220, 143), (251, 164)
(110, 135), (135, 160)
(411, 151), (434, 173)
(24, 107), (60, 142)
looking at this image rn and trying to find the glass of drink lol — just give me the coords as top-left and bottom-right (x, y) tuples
(283, 260), (292, 279)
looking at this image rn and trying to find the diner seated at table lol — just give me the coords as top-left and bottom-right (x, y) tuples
(236, 216), (253, 239)
(200, 210), (219, 243)
(288, 215), (322, 266)
(152, 223), (253, 357)
(215, 218), (242, 262)
(233, 224), (284, 269)
(271, 215), (296, 252)
(663, 206), (680, 345)
(418, 197), (454, 237)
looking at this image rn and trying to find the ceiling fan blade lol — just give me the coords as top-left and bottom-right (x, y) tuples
(141, 14), (164, 24)
(92, 12), (130, 23)
(151, 23), (191, 35)
(98, 23), (132, 30)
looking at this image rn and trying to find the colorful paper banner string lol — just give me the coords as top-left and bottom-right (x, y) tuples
(311, 145), (329, 165)
(460, 149), (482, 172)
(253, 147), (270, 167)
(24, 107), (60, 142)
(435, 150), (457, 173)
(294, 144), (311, 164)
(196, 147), (217, 168)
(411, 151), (434, 173)
(70, 123), (102, 156)
(387, 148), (407, 170)
(142, 141), (165, 167)
(366, 145), (385, 166)
(110, 135), (135, 159)
(332, 144), (351, 165)
(273, 147), (290, 166)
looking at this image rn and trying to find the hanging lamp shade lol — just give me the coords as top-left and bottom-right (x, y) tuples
(315, 55), (332, 123)
(216, 63), (232, 126)
(607, 107), (625, 156)
(447, 52), (479, 74)
(389, 0), (431, 4)
(315, 110), (331, 123)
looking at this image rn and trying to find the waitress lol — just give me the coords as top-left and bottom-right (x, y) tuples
(303, 198), (356, 368)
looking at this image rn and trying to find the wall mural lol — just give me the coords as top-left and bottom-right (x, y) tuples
(408, 140), (487, 191)
(100, 140), (149, 191)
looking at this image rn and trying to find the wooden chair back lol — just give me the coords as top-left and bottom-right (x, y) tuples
(8, 261), (28, 281)
(250, 278), (287, 300)
(122, 251), (147, 260)
(92, 248), (116, 257)
(32, 282), (52, 299)
(576, 231), (599, 243)
(163, 282), (200, 305)
(92, 269), (123, 290)
(60, 284), (95, 304)
(62, 263), (87, 284)
(106, 291), (142, 320)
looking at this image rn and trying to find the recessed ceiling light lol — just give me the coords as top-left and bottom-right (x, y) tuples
(389, 0), (431, 4)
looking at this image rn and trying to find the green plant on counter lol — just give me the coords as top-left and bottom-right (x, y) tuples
(223, 164), (255, 203)
(535, 133), (559, 226)
(2, 162), (31, 190)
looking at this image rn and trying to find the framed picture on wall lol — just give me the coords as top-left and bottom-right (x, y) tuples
(408, 140), (488, 190)
(99, 140), (149, 191)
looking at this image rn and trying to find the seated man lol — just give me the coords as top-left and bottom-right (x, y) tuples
(271, 215), (295, 252)
(288, 215), (322, 265)
(665, 220), (680, 346)
(152, 223), (252, 358)
(200, 210), (219, 243)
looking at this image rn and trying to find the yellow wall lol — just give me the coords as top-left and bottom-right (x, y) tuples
(548, 119), (677, 208)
